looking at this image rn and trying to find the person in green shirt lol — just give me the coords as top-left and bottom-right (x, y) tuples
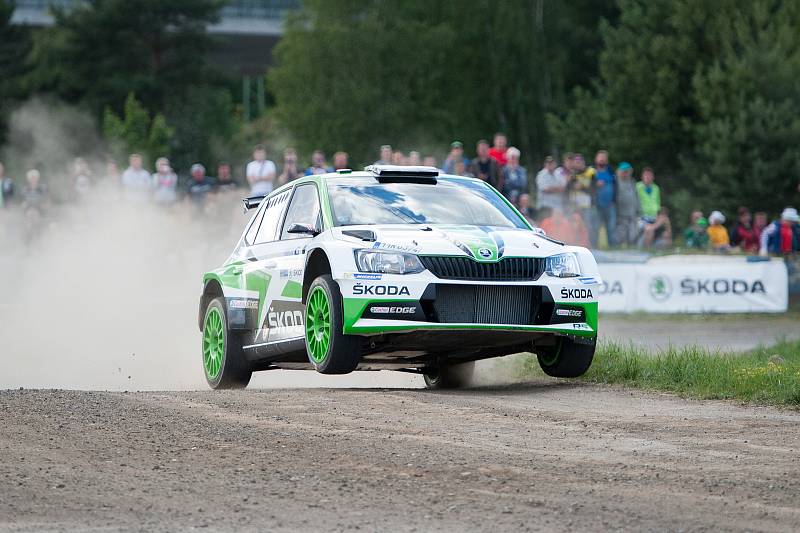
(636, 167), (661, 220)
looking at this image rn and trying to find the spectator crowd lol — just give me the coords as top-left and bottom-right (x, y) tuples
(0, 133), (798, 257)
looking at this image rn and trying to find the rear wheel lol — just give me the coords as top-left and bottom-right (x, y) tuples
(305, 275), (361, 374)
(423, 361), (475, 389)
(202, 297), (252, 389)
(536, 337), (595, 378)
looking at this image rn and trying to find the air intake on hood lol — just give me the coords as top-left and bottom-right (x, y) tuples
(419, 256), (544, 281)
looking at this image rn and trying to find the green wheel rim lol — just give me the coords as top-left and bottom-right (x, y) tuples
(540, 338), (563, 366)
(203, 307), (225, 380)
(306, 286), (331, 364)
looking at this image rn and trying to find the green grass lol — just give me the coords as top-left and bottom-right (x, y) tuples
(517, 339), (800, 407)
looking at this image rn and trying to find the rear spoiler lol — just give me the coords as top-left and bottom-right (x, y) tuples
(242, 195), (266, 212)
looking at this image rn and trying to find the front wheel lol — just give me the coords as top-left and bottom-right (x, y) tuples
(305, 275), (361, 374)
(423, 361), (475, 389)
(536, 337), (595, 378)
(202, 297), (252, 389)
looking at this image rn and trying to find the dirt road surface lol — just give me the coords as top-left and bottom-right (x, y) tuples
(3, 384), (799, 532)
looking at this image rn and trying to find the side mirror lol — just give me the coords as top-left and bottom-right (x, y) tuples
(287, 222), (320, 236)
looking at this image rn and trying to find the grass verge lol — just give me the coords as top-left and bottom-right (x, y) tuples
(517, 338), (800, 407)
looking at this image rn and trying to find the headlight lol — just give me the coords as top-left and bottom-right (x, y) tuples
(545, 253), (581, 278)
(354, 250), (425, 274)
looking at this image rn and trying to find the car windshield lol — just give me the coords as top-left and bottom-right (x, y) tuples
(327, 177), (527, 229)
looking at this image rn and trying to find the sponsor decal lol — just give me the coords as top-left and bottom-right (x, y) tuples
(371, 241), (420, 253)
(679, 278), (766, 295)
(353, 284), (411, 296)
(578, 277), (597, 285)
(268, 308), (304, 329)
(353, 273), (383, 280)
(279, 268), (303, 279)
(229, 299), (258, 310)
(260, 301), (305, 341)
(598, 280), (623, 295)
(573, 323), (592, 331)
(369, 306), (417, 314)
(556, 308), (583, 318)
(560, 288), (594, 299)
(649, 276), (672, 301)
(478, 247), (492, 259)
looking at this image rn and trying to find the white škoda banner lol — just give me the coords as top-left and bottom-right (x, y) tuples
(597, 255), (788, 313)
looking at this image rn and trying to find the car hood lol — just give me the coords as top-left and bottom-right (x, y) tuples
(333, 224), (565, 261)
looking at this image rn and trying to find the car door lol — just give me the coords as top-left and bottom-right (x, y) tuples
(241, 189), (292, 345)
(259, 183), (323, 344)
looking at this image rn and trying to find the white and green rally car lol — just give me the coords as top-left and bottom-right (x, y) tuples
(199, 165), (600, 389)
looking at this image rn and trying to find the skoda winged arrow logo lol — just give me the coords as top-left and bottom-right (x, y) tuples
(649, 276), (672, 301)
(478, 247), (492, 259)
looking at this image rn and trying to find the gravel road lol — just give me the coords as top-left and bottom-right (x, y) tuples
(3, 384), (799, 532)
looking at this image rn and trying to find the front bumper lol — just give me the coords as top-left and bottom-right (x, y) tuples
(338, 274), (599, 338)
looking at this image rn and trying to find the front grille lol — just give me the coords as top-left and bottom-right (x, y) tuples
(420, 256), (544, 281)
(432, 285), (534, 324)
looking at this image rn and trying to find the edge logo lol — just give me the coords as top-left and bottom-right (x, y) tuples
(353, 284), (411, 296)
(478, 247), (492, 258)
(560, 288), (593, 299)
(649, 276), (672, 301)
(369, 306), (416, 314)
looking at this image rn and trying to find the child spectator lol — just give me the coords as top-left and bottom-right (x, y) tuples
(728, 207), (760, 254)
(613, 162), (640, 246)
(684, 211), (709, 249)
(636, 167), (661, 220)
(707, 210), (731, 251)
(72, 157), (92, 198)
(760, 207), (800, 256)
(753, 211), (768, 239)
(502, 147), (527, 204)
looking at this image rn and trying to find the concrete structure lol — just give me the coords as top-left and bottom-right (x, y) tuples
(11, 0), (299, 74)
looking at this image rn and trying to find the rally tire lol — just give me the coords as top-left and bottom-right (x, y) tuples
(536, 337), (595, 378)
(305, 275), (361, 374)
(423, 361), (475, 389)
(202, 297), (252, 389)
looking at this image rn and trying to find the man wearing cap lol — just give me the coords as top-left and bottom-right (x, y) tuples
(535, 156), (566, 212)
(760, 207), (800, 256)
(613, 162), (640, 246)
(442, 141), (469, 174)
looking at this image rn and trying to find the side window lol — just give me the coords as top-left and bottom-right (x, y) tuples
(244, 204), (266, 245)
(281, 184), (321, 240)
(254, 192), (290, 244)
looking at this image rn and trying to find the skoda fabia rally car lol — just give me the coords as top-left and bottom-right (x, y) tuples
(199, 165), (600, 389)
